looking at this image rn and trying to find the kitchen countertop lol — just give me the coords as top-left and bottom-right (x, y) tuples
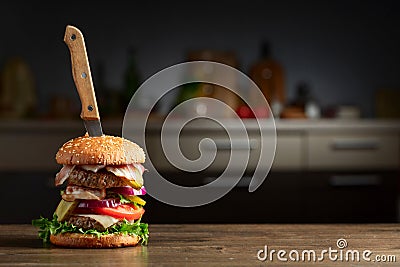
(0, 224), (399, 266)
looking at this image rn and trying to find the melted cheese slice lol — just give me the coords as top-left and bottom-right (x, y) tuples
(106, 165), (144, 188)
(80, 164), (106, 173)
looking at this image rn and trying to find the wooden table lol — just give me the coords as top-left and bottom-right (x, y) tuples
(0, 224), (399, 266)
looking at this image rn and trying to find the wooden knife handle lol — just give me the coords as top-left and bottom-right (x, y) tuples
(64, 25), (100, 120)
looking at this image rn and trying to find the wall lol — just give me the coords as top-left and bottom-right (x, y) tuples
(1, 0), (399, 117)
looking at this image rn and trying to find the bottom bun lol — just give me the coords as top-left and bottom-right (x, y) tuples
(50, 233), (140, 248)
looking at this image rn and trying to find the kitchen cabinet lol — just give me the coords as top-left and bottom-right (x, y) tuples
(273, 134), (304, 170)
(0, 118), (399, 223)
(307, 132), (399, 170)
(142, 118), (400, 223)
(1, 118), (398, 172)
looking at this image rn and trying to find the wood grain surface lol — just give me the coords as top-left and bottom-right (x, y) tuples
(0, 224), (399, 266)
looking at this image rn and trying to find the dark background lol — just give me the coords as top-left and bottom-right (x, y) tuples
(1, 1), (400, 224)
(1, 0), (399, 117)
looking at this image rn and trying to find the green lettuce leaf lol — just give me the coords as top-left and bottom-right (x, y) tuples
(117, 193), (132, 204)
(32, 214), (149, 245)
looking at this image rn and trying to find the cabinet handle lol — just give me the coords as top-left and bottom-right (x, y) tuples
(202, 139), (259, 151)
(331, 139), (379, 150)
(329, 174), (382, 187)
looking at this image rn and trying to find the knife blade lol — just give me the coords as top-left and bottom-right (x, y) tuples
(63, 25), (103, 136)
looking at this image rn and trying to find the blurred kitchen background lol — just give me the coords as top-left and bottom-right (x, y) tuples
(1, 1), (400, 224)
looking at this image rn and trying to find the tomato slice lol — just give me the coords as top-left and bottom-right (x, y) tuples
(74, 204), (145, 221)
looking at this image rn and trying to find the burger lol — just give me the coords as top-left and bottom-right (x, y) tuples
(32, 134), (149, 248)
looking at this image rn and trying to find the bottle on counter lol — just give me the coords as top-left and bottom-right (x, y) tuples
(297, 82), (321, 119)
(282, 81), (320, 119)
(123, 46), (141, 110)
(305, 97), (321, 119)
(95, 62), (124, 118)
(0, 56), (37, 118)
(249, 41), (286, 118)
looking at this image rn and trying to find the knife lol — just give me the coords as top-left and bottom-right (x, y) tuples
(63, 25), (103, 136)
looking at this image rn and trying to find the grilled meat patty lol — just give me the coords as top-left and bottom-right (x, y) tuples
(67, 216), (107, 231)
(67, 168), (127, 189)
(67, 216), (126, 232)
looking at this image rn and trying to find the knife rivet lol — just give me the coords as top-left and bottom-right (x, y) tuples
(71, 34), (76, 41)
(88, 105), (93, 111)
(81, 72), (87, 78)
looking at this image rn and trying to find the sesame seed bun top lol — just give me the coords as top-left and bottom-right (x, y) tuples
(55, 134), (145, 165)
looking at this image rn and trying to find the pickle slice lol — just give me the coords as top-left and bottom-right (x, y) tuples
(55, 199), (78, 221)
(125, 179), (143, 190)
(126, 195), (146, 206)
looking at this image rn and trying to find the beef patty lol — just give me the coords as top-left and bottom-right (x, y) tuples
(67, 168), (127, 189)
(67, 216), (107, 231)
(67, 216), (125, 232)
